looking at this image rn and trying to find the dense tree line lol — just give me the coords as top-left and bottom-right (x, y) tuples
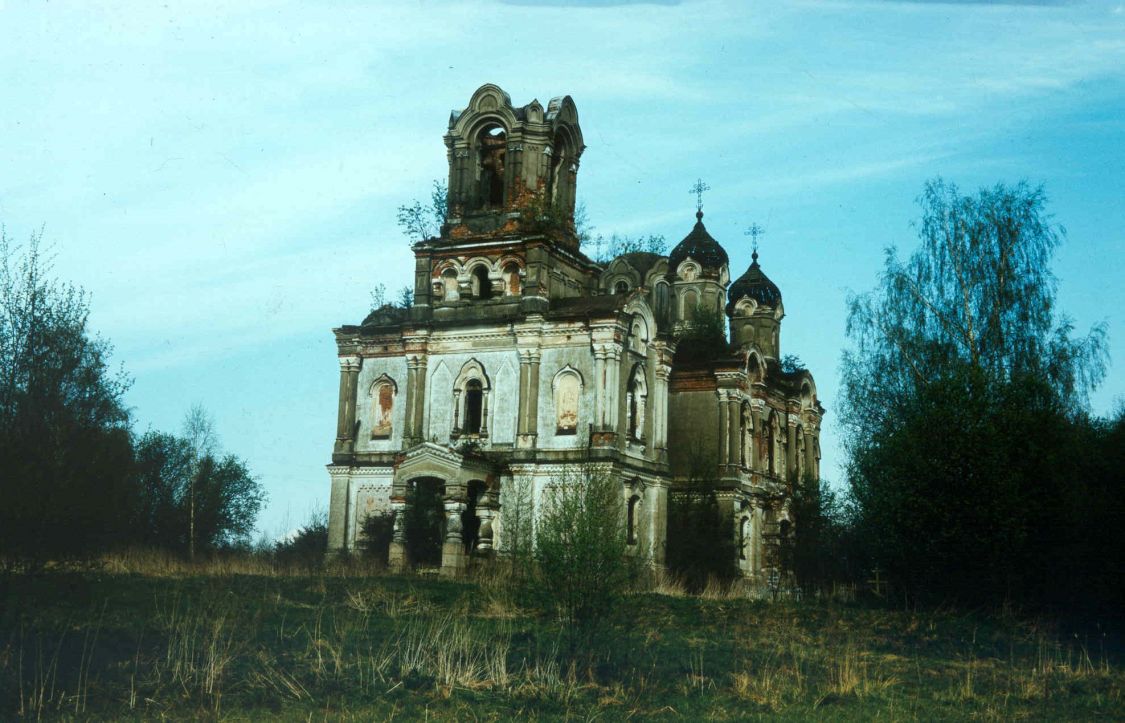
(0, 229), (264, 566)
(830, 179), (1120, 616)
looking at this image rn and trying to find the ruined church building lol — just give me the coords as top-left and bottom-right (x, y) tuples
(327, 84), (823, 580)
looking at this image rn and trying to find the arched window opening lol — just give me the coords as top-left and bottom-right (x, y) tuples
(748, 353), (762, 383)
(478, 125), (506, 209)
(740, 402), (753, 468)
(766, 414), (777, 475)
(503, 262), (521, 296)
(627, 365), (647, 442)
(627, 495), (641, 545)
(655, 281), (671, 325)
(614, 279), (630, 295)
(795, 427), (806, 481)
(681, 289), (699, 320)
(471, 266), (493, 300)
(549, 132), (570, 207)
(739, 516), (749, 560)
(464, 379), (484, 434)
(553, 369), (581, 435)
(371, 380), (395, 439)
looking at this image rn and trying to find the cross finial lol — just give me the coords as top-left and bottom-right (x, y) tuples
(744, 223), (766, 264)
(689, 178), (710, 213)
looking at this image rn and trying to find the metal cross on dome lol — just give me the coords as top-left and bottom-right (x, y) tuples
(744, 223), (766, 256)
(689, 178), (710, 212)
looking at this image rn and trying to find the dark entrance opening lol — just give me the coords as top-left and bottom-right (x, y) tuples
(404, 477), (445, 568)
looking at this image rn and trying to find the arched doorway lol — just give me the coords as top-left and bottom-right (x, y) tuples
(404, 476), (445, 568)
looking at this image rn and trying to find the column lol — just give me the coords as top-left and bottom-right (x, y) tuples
(517, 354), (530, 437)
(441, 500), (467, 576)
(651, 345), (672, 450)
(717, 393), (729, 471)
(593, 346), (607, 430)
(604, 345), (622, 430)
(477, 490), (496, 553)
(517, 348), (541, 448)
(388, 499), (408, 570)
(403, 355), (427, 447)
(526, 351), (540, 436)
(727, 394), (741, 472)
(787, 417), (799, 483)
(805, 428), (820, 480)
(334, 356), (361, 456)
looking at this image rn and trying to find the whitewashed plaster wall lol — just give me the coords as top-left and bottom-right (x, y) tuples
(353, 356), (408, 453)
(536, 345), (596, 449)
(423, 350), (520, 445)
(346, 467), (394, 548)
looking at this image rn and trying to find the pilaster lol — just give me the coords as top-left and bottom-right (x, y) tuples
(334, 356), (361, 457)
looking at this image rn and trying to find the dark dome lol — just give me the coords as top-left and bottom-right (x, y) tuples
(726, 250), (781, 314)
(667, 211), (729, 275)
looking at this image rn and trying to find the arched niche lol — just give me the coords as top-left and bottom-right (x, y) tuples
(368, 374), (398, 439)
(552, 366), (583, 435)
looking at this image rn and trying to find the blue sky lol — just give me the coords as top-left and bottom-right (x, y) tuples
(2, 0), (1123, 538)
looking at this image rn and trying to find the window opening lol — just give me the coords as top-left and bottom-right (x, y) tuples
(479, 125), (506, 209)
(627, 495), (641, 545)
(464, 379), (484, 434)
(471, 266), (493, 300)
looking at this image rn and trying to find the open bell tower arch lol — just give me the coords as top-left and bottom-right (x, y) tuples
(444, 83), (585, 248)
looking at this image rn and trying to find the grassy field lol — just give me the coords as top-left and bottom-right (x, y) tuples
(1, 559), (1121, 720)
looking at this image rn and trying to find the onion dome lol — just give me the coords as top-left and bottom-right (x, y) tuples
(667, 210), (729, 276)
(726, 249), (782, 314)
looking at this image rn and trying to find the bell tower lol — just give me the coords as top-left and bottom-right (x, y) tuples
(443, 84), (584, 247)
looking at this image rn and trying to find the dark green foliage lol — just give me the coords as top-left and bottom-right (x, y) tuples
(675, 304), (731, 362)
(0, 230), (133, 563)
(780, 354), (806, 374)
(666, 486), (739, 592)
(130, 427), (265, 555)
(273, 512), (328, 569)
(396, 180), (447, 241)
(189, 452), (266, 550)
(787, 475), (854, 591)
(530, 466), (634, 629)
(359, 511), (394, 566)
(404, 480), (445, 568)
(585, 232), (667, 263)
(0, 230), (265, 564)
(131, 431), (195, 548)
(841, 179), (1114, 613)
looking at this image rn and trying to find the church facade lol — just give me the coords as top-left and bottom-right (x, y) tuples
(326, 84), (823, 580)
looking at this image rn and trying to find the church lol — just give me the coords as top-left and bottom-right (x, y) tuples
(326, 84), (823, 581)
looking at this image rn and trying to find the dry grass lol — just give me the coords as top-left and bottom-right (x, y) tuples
(1, 567), (1121, 720)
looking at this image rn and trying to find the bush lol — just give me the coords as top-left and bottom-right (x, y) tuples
(360, 511), (395, 566)
(273, 512), (328, 569)
(531, 464), (634, 632)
